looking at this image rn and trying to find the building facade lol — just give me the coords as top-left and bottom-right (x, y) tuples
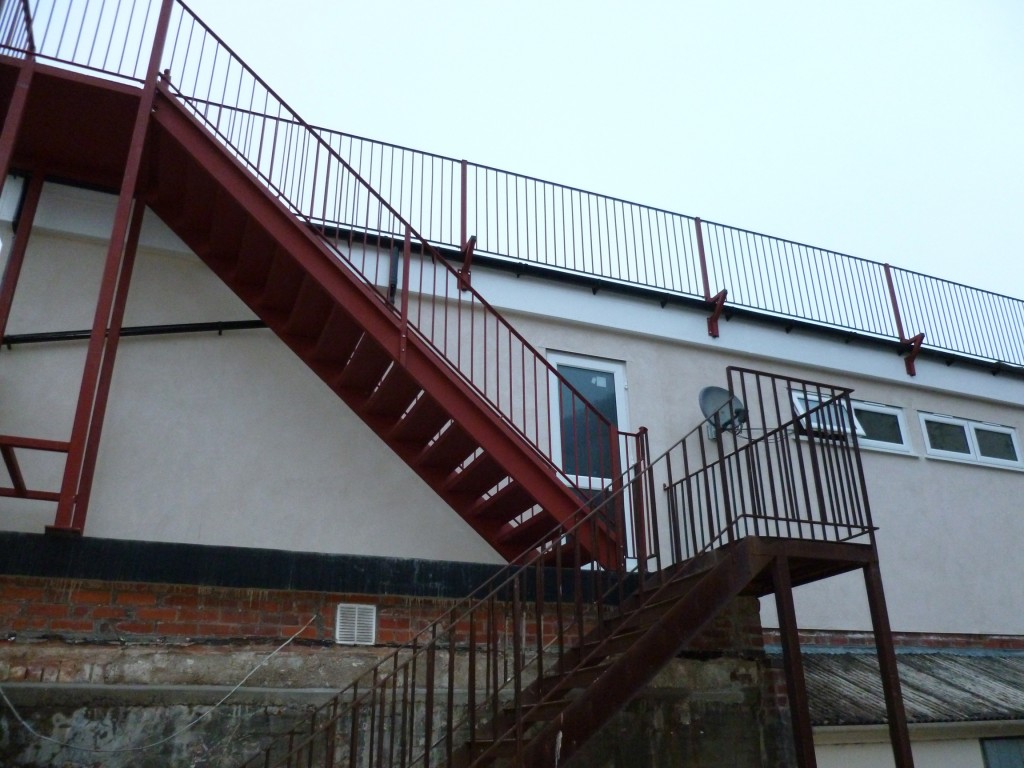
(1, 2), (1023, 767)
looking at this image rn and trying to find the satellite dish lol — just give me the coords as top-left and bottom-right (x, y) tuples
(698, 386), (748, 438)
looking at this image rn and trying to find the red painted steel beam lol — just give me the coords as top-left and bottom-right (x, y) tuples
(521, 540), (773, 765)
(695, 217), (728, 337)
(51, 0), (176, 535)
(773, 556), (818, 768)
(0, 435), (71, 452)
(70, 199), (146, 530)
(884, 263), (925, 376)
(0, 171), (43, 341)
(0, 59), (34, 187)
(0, 488), (60, 502)
(864, 561), (916, 768)
(0, 445), (26, 495)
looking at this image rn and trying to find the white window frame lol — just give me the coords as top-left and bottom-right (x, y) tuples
(547, 351), (629, 491)
(790, 393), (912, 454)
(919, 412), (1023, 470)
(849, 400), (912, 454)
(790, 390), (864, 439)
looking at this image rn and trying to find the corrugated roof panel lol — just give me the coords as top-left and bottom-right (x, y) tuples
(800, 653), (1024, 726)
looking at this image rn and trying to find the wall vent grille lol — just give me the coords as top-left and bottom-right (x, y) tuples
(335, 603), (377, 645)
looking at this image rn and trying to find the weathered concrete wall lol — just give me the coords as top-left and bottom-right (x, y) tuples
(0, 650), (792, 768)
(0, 568), (791, 767)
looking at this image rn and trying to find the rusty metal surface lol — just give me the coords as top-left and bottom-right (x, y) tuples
(803, 652), (1024, 726)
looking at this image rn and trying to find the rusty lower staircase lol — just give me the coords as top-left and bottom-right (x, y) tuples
(458, 537), (874, 767)
(236, 369), (897, 768)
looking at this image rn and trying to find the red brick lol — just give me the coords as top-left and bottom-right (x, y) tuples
(114, 621), (155, 634)
(50, 619), (95, 633)
(164, 594), (203, 608)
(115, 592), (158, 606)
(219, 609), (260, 623)
(202, 623), (244, 636)
(91, 606), (128, 620)
(135, 607), (179, 622)
(28, 603), (69, 618)
(9, 617), (47, 632)
(0, 585), (48, 601)
(177, 608), (221, 622)
(70, 588), (113, 605)
(157, 622), (200, 637)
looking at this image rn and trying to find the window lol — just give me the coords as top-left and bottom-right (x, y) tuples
(920, 412), (1022, 469)
(548, 352), (628, 489)
(850, 400), (911, 453)
(790, 393), (910, 453)
(791, 390), (862, 438)
(983, 737), (1024, 768)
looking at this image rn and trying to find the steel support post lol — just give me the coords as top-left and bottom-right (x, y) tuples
(864, 560), (915, 768)
(0, 60), (34, 190)
(51, 0), (175, 533)
(772, 556), (817, 768)
(69, 199), (146, 530)
(0, 171), (43, 341)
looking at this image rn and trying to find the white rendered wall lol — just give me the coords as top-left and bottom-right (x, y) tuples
(0, 180), (501, 563)
(3, 180), (1024, 636)
(816, 738), (984, 768)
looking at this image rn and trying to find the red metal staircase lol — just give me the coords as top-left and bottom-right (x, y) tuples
(0, 0), (622, 564)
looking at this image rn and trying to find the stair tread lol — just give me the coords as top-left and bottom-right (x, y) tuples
(418, 424), (480, 473)
(389, 395), (450, 445)
(335, 337), (392, 393)
(363, 367), (423, 420)
(445, 453), (509, 497)
(473, 482), (537, 524)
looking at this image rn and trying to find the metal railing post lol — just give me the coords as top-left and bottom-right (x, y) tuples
(399, 226), (412, 363)
(884, 263), (925, 376)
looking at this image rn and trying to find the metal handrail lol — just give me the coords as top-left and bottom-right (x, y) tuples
(0, 0), (617, 492)
(3, 5), (1020, 372)
(239, 367), (873, 767)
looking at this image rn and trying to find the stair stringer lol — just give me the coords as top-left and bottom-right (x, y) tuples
(140, 86), (613, 563)
(519, 540), (774, 767)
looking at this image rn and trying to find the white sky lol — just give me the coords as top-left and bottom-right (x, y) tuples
(186, 0), (1024, 301)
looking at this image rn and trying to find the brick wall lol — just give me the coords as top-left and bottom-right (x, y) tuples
(0, 574), (764, 653)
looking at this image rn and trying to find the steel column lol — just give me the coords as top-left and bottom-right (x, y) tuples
(864, 560), (915, 768)
(51, 0), (175, 533)
(69, 199), (146, 530)
(0, 171), (43, 342)
(0, 59), (34, 189)
(772, 556), (817, 768)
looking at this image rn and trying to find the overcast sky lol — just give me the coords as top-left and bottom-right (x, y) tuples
(185, 0), (1024, 301)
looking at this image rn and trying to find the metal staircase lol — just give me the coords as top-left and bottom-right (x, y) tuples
(236, 368), (898, 768)
(0, 3), (914, 766)
(0, 0), (625, 564)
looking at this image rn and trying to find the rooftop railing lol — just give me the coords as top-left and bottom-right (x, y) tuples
(3, 2), (1020, 374)
(311, 126), (1024, 374)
